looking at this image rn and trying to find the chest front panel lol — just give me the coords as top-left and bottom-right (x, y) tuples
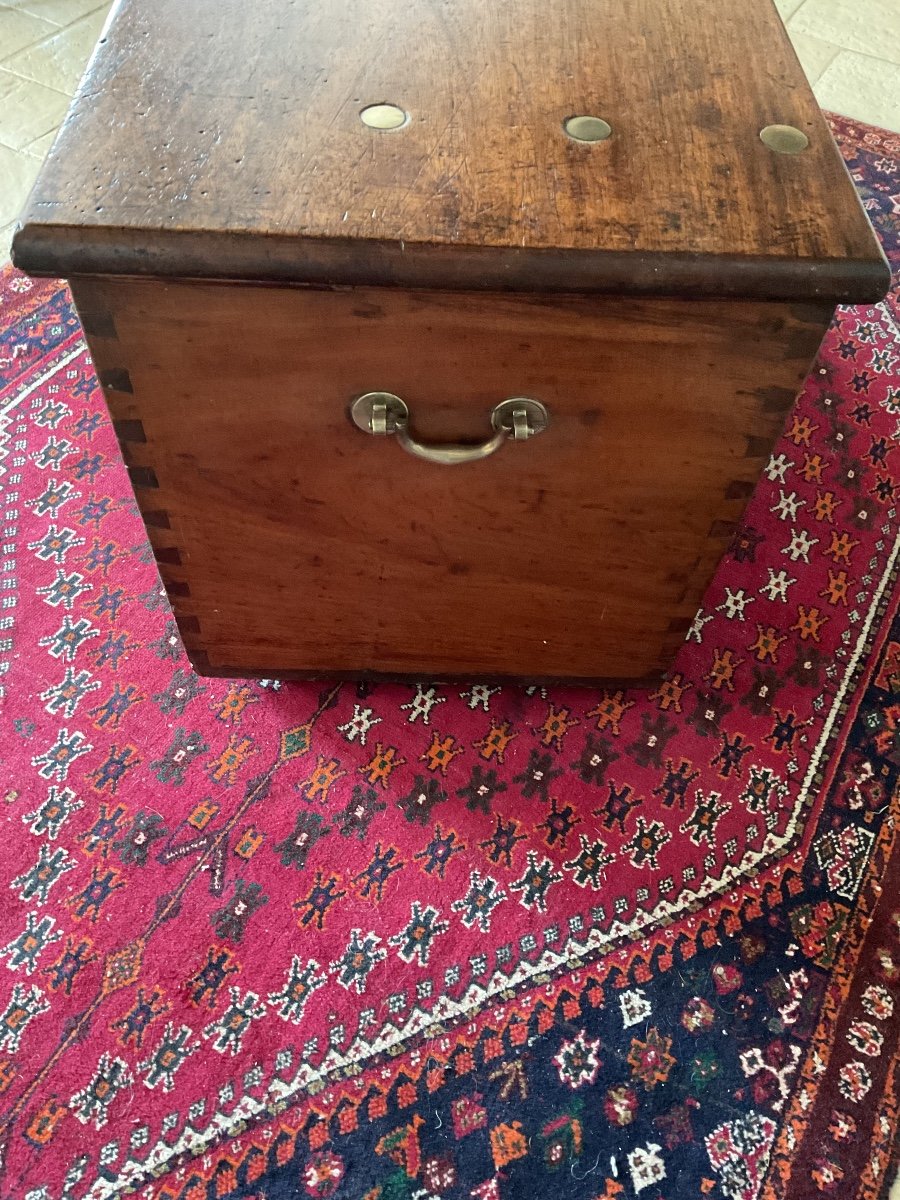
(71, 280), (832, 681)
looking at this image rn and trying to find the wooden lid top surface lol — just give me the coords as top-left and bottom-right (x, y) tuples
(13, 0), (889, 300)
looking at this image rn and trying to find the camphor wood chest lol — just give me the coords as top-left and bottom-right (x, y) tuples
(14, 0), (889, 683)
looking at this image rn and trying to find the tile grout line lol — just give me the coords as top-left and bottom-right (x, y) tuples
(817, 44), (900, 71)
(0, 71), (86, 102)
(0, 133), (64, 156)
(0, 1), (111, 35)
(0, 64), (74, 97)
(0, 4), (115, 79)
(786, 0), (810, 24)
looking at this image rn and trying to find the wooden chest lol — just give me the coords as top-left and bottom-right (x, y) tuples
(13, 0), (889, 683)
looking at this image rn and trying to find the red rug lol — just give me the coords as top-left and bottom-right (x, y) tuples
(0, 114), (899, 1200)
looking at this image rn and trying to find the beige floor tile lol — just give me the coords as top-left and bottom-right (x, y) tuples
(0, 221), (15, 266)
(814, 50), (900, 132)
(788, 30), (841, 86)
(1, 5), (106, 94)
(2, 0), (108, 27)
(0, 143), (41, 226)
(0, 68), (69, 150)
(22, 125), (58, 157)
(0, 5), (56, 57)
(891, 1171), (900, 1200)
(790, 0), (900, 66)
(775, 0), (806, 21)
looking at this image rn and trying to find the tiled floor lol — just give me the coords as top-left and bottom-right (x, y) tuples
(0, 0), (112, 257)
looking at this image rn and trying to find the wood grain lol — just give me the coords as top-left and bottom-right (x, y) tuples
(71, 278), (833, 682)
(15, 0), (888, 302)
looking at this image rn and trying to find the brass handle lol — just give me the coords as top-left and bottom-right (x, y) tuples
(350, 392), (549, 465)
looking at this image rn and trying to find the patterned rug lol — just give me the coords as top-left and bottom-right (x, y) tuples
(1, 114), (899, 1200)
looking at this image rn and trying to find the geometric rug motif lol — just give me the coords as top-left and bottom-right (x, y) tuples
(0, 114), (898, 1200)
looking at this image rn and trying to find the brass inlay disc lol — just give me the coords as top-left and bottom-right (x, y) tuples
(563, 115), (613, 143)
(760, 124), (809, 154)
(360, 103), (408, 130)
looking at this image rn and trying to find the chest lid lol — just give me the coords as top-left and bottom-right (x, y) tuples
(13, 0), (889, 303)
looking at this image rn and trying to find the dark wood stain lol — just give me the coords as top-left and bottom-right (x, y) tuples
(725, 480), (757, 500)
(112, 418), (147, 443)
(142, 509), (172, 529)
(98, 367), (133, 394)
(77, 305), (117, 338)
(753, 385), (800, 412)
(161, 580), (191, 598)
(126, 465), (159, 489)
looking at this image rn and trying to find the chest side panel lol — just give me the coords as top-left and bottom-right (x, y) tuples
(72, 280), (832, 682)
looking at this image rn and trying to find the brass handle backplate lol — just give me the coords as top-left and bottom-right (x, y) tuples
(350, 392), (549, 465)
